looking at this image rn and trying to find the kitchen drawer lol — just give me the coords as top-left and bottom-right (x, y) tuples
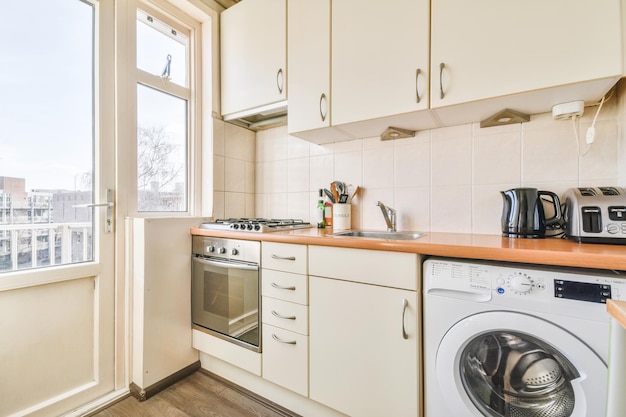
(262, 242), (307, 274)
(309, 245), (418, 290)
(262, 269), (308, 305)
(262, 323), (308, 396)
(262, 296), (308, 335)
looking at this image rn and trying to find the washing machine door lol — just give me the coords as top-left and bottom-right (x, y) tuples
(436, 311), (606, 417)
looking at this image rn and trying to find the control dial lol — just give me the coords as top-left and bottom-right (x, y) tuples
(218, 247), (226, 254)
(508, 274), (533, 294)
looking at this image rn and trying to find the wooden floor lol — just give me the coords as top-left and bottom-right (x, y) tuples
(93, 371), (296, 417)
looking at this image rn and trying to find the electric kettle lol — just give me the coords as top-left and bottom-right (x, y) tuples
(501, 188), (562, 238)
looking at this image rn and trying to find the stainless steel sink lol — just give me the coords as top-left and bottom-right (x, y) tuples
(330, 230), (425, 240)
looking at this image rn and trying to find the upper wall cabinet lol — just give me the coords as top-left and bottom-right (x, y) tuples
(220, 0), (286, 118)
(288, 0), (623, 143)
(430, 0), (623, 125)
(288, 0), (433, 144)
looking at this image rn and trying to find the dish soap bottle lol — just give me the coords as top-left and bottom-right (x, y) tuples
(317, 189), (326, 228)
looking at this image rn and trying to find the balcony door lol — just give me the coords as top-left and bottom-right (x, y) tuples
(0, 1), (117, 415)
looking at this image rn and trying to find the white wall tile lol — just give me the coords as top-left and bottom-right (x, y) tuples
(473, 123), (522, 185)
(230, 80), (625, 234)
(213, 156), (225, 191)
(288, 157), (310, 192)
(225, 123), (255, 161)
(213, 119), (225, 157)
(394, 132), (430, 188)
(431, 124), (472, 186)
(224, 158), (245, 192)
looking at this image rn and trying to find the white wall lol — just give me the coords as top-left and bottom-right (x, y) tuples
(217, 80), (626, 236)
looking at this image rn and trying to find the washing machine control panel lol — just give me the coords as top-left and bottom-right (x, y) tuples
(554, 279), (612, 303)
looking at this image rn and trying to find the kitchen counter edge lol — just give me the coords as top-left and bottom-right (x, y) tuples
(190, 228), (626, 271)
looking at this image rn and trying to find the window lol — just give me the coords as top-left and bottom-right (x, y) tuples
(0, 0), (96, 272)
(135, 7), (194, 213)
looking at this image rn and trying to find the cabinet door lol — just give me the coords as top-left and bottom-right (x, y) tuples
(287, 0), (330, 133)
(220, 0), (286, 116)
(430, 0), (623, 108)
(331, 0), (430, 126)
(309, 276), (419, 417)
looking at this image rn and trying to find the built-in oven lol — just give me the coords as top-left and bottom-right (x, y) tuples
(191, 236), (261, 352)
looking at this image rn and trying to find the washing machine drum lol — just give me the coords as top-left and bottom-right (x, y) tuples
(460, 331), (580, 417)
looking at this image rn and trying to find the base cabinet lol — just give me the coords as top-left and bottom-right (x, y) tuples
(309, 276), (419, 417)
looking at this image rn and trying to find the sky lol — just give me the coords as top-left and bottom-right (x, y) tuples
(0, 0), (94, 191)
(0, 0), (189, 193)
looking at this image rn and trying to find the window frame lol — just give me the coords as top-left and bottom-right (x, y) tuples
(120, 0), (205, 218)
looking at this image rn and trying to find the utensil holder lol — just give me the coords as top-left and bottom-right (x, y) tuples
(333, 203), (351, 230)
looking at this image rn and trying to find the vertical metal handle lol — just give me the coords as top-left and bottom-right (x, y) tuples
(272, 334), (297, 345)
(415, 68), (421, 103)
(401, 299), (409, 340)
(319, 93), (327, 121)
(276, 68), (284, 94)
(439, 62), (446, 100)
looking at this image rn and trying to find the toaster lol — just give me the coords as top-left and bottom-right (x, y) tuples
(563, 186), (626, 244)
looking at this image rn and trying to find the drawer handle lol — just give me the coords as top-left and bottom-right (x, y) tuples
(272, 310), (296, 320)
(401, 298), (409, 340)
(272, 333), (297, 345)
(271, 254), (296, 261)
(271, 282), (296, 291)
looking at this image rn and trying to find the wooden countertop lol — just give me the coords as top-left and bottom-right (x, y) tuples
(608, 300), (626, 328)
(190, 227), (626, 271)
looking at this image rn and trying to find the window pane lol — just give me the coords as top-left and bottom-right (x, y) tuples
(137, 84), (188, 212)
(0, 1), (95, 273)
(137, 10), (189, 87)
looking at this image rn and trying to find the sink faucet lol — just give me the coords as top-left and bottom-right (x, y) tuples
(376, 201), (396, 232)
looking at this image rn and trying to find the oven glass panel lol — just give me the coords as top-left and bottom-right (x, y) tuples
(192, 257), (260, 350)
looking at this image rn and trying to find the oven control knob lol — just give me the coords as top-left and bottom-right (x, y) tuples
(218, 247), (226, 254)
(509, 274), (533, 294)
(246, 224), (254, 230)
(207, 245), (215, 253)
(231, 248), (239, 256)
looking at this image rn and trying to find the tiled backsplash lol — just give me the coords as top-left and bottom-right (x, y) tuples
(216, 80), (626, 235)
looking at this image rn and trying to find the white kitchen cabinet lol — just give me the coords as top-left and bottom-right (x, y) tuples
(332, 0), (430, 126)
(287, 0), (353, 143)
(308, 246), (419, 417)
(220, 0), (286, 117)
(261, 241), (309, 396)
(430, 0), (622, 123)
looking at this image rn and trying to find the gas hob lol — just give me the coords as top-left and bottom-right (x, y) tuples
(200, 218), (311, 233)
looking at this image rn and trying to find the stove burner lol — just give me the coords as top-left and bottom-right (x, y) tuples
(200, 218), (311, 233)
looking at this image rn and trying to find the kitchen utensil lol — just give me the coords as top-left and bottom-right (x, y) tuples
(349, 186), (360, 203)
(323, 188), (336, 203)
(500, 188), (561, 238)
(331, 183), (339, 203)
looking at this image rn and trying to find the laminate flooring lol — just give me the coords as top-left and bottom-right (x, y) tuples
(93, 371), (296, 417)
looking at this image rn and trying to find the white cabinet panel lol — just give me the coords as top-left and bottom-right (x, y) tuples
(262, 324), (309, 397)
(262, 296), (309, 335)
(262, 269), (308, 305)
(332, 0), (430, 126)
(220, 0), (286, 116)
(430, 0), (622, 109)
(262, 242), (307, 274)
(309, 276), (419, 417)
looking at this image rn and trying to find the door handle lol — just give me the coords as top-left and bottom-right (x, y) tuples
(73, 189), (114, 233)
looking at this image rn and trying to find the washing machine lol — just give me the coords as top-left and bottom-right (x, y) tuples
(423, 257), (626, 417)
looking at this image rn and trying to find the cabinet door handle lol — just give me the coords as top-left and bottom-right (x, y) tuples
(276, 68), (284, 94)
(415, 68), (421, 103)
(272, 310), (296, 320)
(271, 282), (296, 291)
(272, 333), (297, 345)
(320, 93), (327, 121)
(271, 254), (296, 261)
(439, 62), (446, 100)
(401, 299), (409, 340)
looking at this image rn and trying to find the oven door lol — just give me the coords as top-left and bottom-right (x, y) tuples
(191, 255), (260, 351)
